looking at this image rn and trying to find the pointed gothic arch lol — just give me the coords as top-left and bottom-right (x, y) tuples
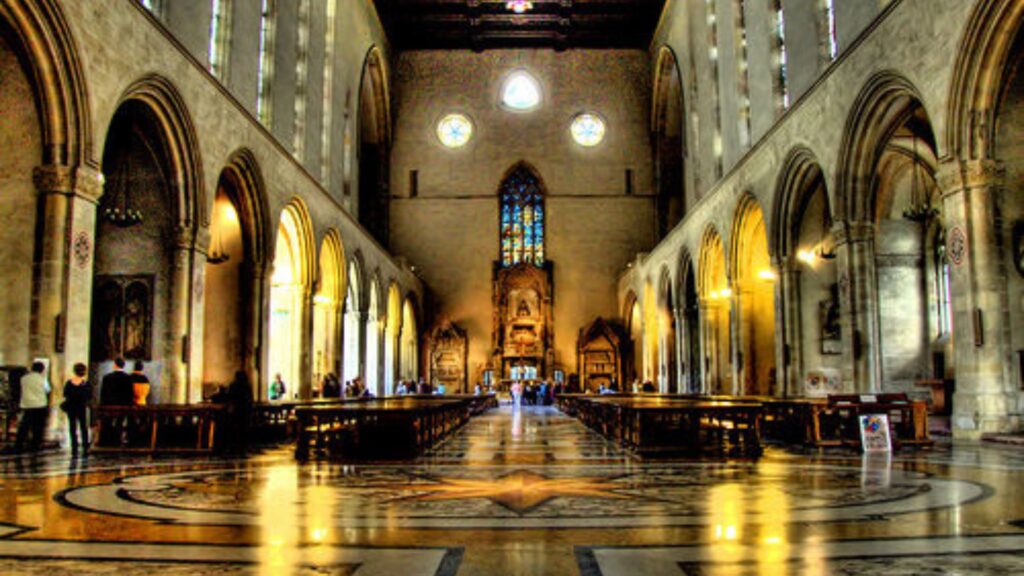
(652, 45), (688, 239)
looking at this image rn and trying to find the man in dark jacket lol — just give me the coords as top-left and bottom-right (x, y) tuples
(100, 358), (134, 406)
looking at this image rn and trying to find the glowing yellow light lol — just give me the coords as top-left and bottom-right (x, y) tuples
(764, 536), (783, 545)
(506, 0), (534, 13)
(313, 294), (332, 305)
(797, 249), (817, 265)
(758, 269), (778, 281)
(719, 287), (733, 298)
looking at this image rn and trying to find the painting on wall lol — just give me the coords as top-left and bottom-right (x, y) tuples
(820, 283), (841, 355)
(91, 275), (154, 361)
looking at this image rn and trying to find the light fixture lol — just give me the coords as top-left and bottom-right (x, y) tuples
(207, 200), (235, 265)
(103, 149), (144, 228)
(506, 0), (534, 14)
(902, 133), (939, 223)
(758, 269), (778, 282)
(797, 249), (817, 266)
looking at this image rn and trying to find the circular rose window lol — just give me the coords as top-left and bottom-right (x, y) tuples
(436, 113), (474, 148)
(570, 113), (606, 147)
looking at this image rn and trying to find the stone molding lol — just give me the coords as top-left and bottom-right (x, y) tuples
(936, 158), (1005, 199)
(33, 163), (104, 202)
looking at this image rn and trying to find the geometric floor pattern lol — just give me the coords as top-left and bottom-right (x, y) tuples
(1, 405), (1023, 574)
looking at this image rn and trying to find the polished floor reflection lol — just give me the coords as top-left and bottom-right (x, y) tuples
(0, 406), (1023, 574)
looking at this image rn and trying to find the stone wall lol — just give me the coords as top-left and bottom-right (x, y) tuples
(389, 49), (657, 384)
(0, 0), (421, 402)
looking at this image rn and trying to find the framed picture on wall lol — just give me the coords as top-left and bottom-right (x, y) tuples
(820, 284), (841, 355)
(90, 275), (154, 361)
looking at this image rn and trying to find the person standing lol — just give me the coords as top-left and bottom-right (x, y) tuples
(131, 361), (150, 406)
(63, 363), (92, 455)
(269, 374), (287, 401)
(16, 361), (50, 453)
(100, 358), (134, 406)
(226, 371), (254, 453)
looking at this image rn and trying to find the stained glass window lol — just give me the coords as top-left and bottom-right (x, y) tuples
(500, 166), (545, 267)
(437, 114), (474, 148)
(936, 232), (953, 336)
(501, 71), (542, 111)
(570, 113), (606, 147)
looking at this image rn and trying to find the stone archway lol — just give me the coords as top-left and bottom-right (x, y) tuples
(342, 257), (364, 386)
(357, 47), (391, 248)
(268, 200), (314, 400)
(730, 195), (777, 396)
(91, 78), (202, 404)
(202, 151), (269, 397)
(313, 230), (345, 394)
(772, 148), (840, 398)
(698, 227), (731, 395)
(652, 45), (688, 239)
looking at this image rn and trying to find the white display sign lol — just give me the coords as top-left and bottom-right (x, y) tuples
(859, 413), (893, 453)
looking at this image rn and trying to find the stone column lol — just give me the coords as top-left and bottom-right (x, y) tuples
(937, 159), (1017, 436)
(246, 260), (269, 399)
(833, 220), (881, 393)
(32, 163), (104, 436)
(298, 287), (314, 400)
(356, 310), (367, 382)
(733, 283), (752, 395)
(728, 293), (741, 396)
(168, 225), (198, 404)
(673, 306), (686, 393)
(778, 257), (803, 398)
(698, 301), (711, 395)
(252, 261), (271, 401)
(187, 227), (210, 404)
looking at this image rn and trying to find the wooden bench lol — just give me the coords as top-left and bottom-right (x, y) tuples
(93, 404), (225, 453)
(814, 393), (932, 449)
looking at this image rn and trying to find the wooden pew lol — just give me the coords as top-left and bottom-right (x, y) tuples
(294, 394), (495, 460)
(93, 404), (225, 453)
(814, 394), (932, 448)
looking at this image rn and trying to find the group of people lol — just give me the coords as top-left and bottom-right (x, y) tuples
(9, 357), (151, 455)
(313, 375), (451, 399)
(509, 380), (556, 407)
(314, 374), (375, 399)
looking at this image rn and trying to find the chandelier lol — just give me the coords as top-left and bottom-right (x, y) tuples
(902, 135), (939, 223)
(103, 149), (144, 228)
(506, 1), (534, 14)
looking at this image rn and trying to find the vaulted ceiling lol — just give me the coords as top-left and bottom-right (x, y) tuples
(372, 0), (668, 51)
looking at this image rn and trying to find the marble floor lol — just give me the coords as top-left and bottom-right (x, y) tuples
(1, 406), (1023, 575)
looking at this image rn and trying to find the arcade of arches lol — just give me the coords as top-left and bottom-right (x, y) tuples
(2, 0), (1024, 574)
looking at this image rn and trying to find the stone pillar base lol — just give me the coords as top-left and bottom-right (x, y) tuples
(952, 391), (1020, 437)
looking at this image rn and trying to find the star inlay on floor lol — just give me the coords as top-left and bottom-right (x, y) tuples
(390, 469), (630, 514)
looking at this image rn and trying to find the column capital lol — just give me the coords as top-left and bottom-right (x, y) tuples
(173, 225), (196, 250)
(937, 158), (1004, 197)
(33, 163), (104, 202)
(193, 226), (212, 254)
(831, 220), (874, 246)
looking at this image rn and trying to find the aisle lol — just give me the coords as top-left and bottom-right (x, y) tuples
(0, 405), (1022, 575)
